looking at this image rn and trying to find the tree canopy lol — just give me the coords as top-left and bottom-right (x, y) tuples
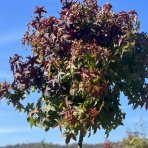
(0, 0), (148, 145)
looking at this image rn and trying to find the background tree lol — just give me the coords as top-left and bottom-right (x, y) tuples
(0, 0), (148, 147)
(122, 118), (148, 148)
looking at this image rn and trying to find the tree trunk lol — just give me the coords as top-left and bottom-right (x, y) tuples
(78, 131), (83, 148)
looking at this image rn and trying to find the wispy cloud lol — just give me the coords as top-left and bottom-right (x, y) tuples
(0, 31), (24, 43)
(0, 127), (31, 134)
(0, 71), (13, 81)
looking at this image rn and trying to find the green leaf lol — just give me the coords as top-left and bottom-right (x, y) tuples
(65, 135), (71, 144)
(71, 133), (77, 141)
(29, 117), (35, 128)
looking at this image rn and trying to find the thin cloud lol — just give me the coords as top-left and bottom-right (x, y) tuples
(0, 110), (14, 117)
(0, 31), (24, 43)
(0, 127), (31, 134)
(0, 71), (13, 81)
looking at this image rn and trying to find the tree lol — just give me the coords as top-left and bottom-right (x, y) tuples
(122, 131), (148, 148)
(0, 0), (148, 147)
(122, 118), (148, 148)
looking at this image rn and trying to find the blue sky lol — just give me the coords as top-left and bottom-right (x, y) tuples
(0, 0), (148, 146)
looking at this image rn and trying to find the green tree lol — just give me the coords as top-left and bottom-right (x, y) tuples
(122, 132), (148, 148)
(122, 118), (148, 148)
(0, 0), (148, 147)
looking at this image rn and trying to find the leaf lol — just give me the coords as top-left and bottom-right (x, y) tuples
(93, 126), (98, 135)
(14, 73), (22, 79)
(31, 87), (36, 92)
(29, 117), (35, 128)
(65, 135), (71, 144)
(44, 104), (56, 112)
(51, 33), (57, 42)
(71, 133), (77, 141)
(47, 64), (51, 80)
(45, 125), (50, 132)
(93, 85), (101, 93)
(145, 102), (148, 110)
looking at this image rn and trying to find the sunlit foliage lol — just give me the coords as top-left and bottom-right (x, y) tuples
(0, 0), (148, 144)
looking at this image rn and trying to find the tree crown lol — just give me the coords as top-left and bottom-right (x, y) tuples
(0, 0), (148, 144)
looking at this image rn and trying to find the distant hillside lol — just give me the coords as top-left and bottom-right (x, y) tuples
(0, 143), (104, 148)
